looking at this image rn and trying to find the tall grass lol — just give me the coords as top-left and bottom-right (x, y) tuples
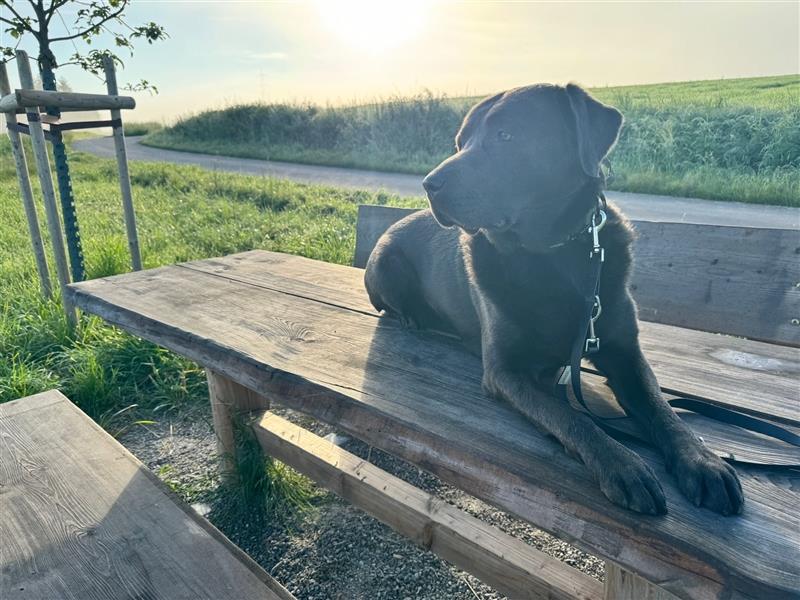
(149, 91), (465, 174)
(146, 75), (800, 206)
(123, 121), (163, 136)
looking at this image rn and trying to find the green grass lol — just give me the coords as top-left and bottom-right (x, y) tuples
(0, 134), (421, 411)
(0, 135), (419, 515)
(145, 75), (800, 207)
(123, 121), (163, 136)
(587, 75), (800, 110)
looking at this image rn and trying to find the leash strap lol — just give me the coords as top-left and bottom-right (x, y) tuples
(667, 398), (800, 447)
(556, 194), (608, 413)
(554, 195), (800, 462)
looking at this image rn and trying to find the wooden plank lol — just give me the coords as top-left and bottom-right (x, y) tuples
(254, 412), (602, 600)
(0, 390), (294, 600)
(353, 205), (800, 346)
(605, 563), (681, 600)
(182, 251), (800, 425)
(0, 62), (51, 298)
(631, 221), (799, 346)
(15, 51), (76, 327)
(67, 262), (800, 600)
(0, 88), (136, 112)
(102, 56), (142, 271)
(207, 369), (271, 480)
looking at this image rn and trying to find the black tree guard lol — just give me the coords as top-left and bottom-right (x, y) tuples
(40, 65), (85, 282)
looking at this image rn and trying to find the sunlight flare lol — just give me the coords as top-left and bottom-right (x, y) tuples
(315, 0), (428, 53)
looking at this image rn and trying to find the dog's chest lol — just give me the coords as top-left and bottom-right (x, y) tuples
(467, 237), (589, 365)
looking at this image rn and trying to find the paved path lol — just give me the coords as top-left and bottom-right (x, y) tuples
(74, 136), (798, 229)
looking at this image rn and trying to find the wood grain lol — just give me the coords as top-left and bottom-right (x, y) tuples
(605, 563), (681, 600)
(0, 390), (294, 600)
(67, 259), (800, 600)
(255, 411), (603, 600)
(353, 204), (800, 346)
(182, 250), (800, 425)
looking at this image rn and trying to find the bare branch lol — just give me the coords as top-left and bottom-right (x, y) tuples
(46, 0), (71, 24)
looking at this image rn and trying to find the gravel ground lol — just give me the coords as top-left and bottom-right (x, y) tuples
(120, 404), (604, 599)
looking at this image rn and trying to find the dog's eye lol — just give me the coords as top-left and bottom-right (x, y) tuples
(497, 130), (512, 142)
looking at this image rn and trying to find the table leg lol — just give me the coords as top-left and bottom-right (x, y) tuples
(604, 563), (680, 599)
(206, 370), (271, 482)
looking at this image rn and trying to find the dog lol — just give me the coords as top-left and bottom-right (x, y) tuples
(364, 83), (743, 515)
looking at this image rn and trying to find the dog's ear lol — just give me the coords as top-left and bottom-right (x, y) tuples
(565, 83), (623, 178)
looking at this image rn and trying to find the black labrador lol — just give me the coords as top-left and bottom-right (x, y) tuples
(364, 83), (743, 515)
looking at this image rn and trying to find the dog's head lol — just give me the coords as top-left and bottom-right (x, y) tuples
(423, 83), (622, 250)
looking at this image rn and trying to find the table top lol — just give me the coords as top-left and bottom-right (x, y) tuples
(67, 250), (800, 600)
(0, 390), (293, 600)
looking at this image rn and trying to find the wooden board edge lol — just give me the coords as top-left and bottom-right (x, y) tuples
(254, 411), (605, 600)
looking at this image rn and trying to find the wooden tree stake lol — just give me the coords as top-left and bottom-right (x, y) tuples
(15, 51), (76, 326)
(102, 55), (142, 271)
(1, 62), (51, 298)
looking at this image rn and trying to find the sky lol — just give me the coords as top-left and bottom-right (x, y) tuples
(2, 1), (798, 122)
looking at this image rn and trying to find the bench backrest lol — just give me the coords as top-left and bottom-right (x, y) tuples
(354, 204), (800, 347)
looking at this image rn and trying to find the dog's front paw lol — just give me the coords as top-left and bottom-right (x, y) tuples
(671, 445), (744, 516)
(596, 450), (667, 515)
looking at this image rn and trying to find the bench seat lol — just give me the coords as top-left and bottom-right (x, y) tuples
(0, 390), (294, 600)
(66, 250), (800, 600)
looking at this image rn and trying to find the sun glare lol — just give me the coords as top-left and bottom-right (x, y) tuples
(315, 0), (428, 53)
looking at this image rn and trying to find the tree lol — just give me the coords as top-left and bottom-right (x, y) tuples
(0, 0), (167, 92)
(0, 0), (166, 282)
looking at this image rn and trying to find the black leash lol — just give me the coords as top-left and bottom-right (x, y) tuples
(554, 194), (800, 463)
(555, 194), (613, 414)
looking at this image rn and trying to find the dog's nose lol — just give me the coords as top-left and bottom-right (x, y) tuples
(422, 173), (444, 195)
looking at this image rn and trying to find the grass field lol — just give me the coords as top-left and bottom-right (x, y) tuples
(145, 75), (800, 207)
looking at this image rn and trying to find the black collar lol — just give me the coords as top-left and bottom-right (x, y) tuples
(549, 190), (607, 249)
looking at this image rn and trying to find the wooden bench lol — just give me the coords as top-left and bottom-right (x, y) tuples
(65, 208), (800, 600)
(0, 390), (295, 600)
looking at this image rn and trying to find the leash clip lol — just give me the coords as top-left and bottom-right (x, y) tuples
(589, 197), (607, 259)
(585, 295), (602, 354)
(589, 206), (607, 261)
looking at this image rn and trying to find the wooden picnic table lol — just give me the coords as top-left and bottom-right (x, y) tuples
(66, 249), (800, 600)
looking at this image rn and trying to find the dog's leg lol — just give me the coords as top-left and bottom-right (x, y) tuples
(483, 366), (667, 515)
(591, 311), (744, 515)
